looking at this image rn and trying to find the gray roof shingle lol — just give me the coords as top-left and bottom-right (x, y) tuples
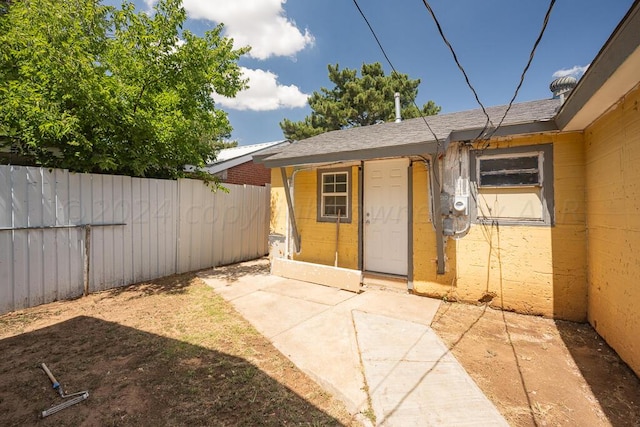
(261, 98), (560, 167)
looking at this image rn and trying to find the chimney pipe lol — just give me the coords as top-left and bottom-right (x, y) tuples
(394, 92), (401, 122)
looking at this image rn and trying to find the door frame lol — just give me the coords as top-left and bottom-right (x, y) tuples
(362, 158), (410, 276)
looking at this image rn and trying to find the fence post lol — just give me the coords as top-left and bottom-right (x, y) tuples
(83, 225), (91, 296)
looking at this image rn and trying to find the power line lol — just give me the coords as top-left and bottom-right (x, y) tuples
(351, 0), (396, 80)
(353, 0), (557, 189)
(482, 0), (557, 146)
(351, 0), (443, 159)
(419, 0), (493, 136)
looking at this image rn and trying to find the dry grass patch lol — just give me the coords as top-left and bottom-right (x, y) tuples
(0, 273), (358, 426)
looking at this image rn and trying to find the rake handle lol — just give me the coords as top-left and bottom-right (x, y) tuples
(41, 363), (60, 391)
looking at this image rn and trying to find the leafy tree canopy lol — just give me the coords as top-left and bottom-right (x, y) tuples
(280, 62), (440, 141)
(0, 0), (248, 178)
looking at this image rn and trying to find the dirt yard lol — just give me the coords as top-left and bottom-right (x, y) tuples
(431, 301), (640, 426)
(1, 263), (639, 427)
(0, 273), (357, 426)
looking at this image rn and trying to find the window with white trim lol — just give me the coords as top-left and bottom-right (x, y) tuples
(470, 145), (554, 225)
(317, 168), (351, 223)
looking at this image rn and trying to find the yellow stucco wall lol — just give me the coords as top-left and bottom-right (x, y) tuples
(269, 133), (588, 321)
(452, 133), (587, 321)
(271, 166), (360, 270)
(411, 162), (457, 294)
(270, 167), (288, 236)
(584, 84), (640, 376)
(269, 168), (290, 259)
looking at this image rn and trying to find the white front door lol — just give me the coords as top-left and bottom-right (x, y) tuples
(364, 158), (409, 275)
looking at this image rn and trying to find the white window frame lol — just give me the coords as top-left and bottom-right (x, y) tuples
(317, 168), (351, 223)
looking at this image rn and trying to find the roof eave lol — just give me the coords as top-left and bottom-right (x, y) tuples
(449, 120), (559, 142)
(261, 119), (559, 168)
(556, 0), (640, 131)
(202, 154), (254, 174)
(251, 141), (292, 164)
(262, 140), (441, 168)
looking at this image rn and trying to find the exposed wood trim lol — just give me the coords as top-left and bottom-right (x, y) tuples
(280, 168), (301, 253)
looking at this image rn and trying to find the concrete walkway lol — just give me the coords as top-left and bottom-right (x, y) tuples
(199, 259), (508, 426)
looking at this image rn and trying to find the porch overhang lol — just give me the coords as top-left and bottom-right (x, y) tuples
(260, 140), (440, 168)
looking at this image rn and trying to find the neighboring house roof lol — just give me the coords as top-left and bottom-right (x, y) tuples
(203, 140), (288, 174)
(260, 99), (560, 168)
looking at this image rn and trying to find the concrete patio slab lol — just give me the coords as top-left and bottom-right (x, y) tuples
(198, 259), (508, 426)
(354, 311), (509, 426)
(231, 290), (331, 338)
(341, 290), (441, 326)
(199, 270), (282, 300)
(263, 277), (357, 306)
(271, 305), (366, 414)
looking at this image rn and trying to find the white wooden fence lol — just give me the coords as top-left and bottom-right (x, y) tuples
(0, 165), (269, 315)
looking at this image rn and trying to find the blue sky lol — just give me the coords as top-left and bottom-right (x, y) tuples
(109, 0), (634, 146)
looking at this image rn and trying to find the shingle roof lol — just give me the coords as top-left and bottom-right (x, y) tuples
(260, 99), (561, 167)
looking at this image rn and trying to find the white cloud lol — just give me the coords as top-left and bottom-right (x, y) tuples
(215, 67), (309, 111)
(552, 64), (590, 79)
(145, 0), (314, 59)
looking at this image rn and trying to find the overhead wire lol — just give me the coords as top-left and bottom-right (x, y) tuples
(416, 0), (557, 247)
(353, 0), (557, 245)
(354, 0), (557, 152)
(418, 0), (494, 139)
(351, 0), (443, 189)
(481, 0), (557, 149)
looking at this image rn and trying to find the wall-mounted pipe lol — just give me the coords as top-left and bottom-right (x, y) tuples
(430, 154), (446, 274)
(280, 168), (301, 254)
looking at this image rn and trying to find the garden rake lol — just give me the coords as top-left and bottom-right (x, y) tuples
(40, 363), (89, 418)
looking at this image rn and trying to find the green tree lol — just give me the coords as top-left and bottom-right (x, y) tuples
(280, 62), (440, 140)
(0, 0), (248, 178)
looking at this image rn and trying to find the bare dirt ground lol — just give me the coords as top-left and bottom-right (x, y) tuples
(2, 262), (639, 427)
(431, 301), (640, 426)
(0, 273), (358, 426)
